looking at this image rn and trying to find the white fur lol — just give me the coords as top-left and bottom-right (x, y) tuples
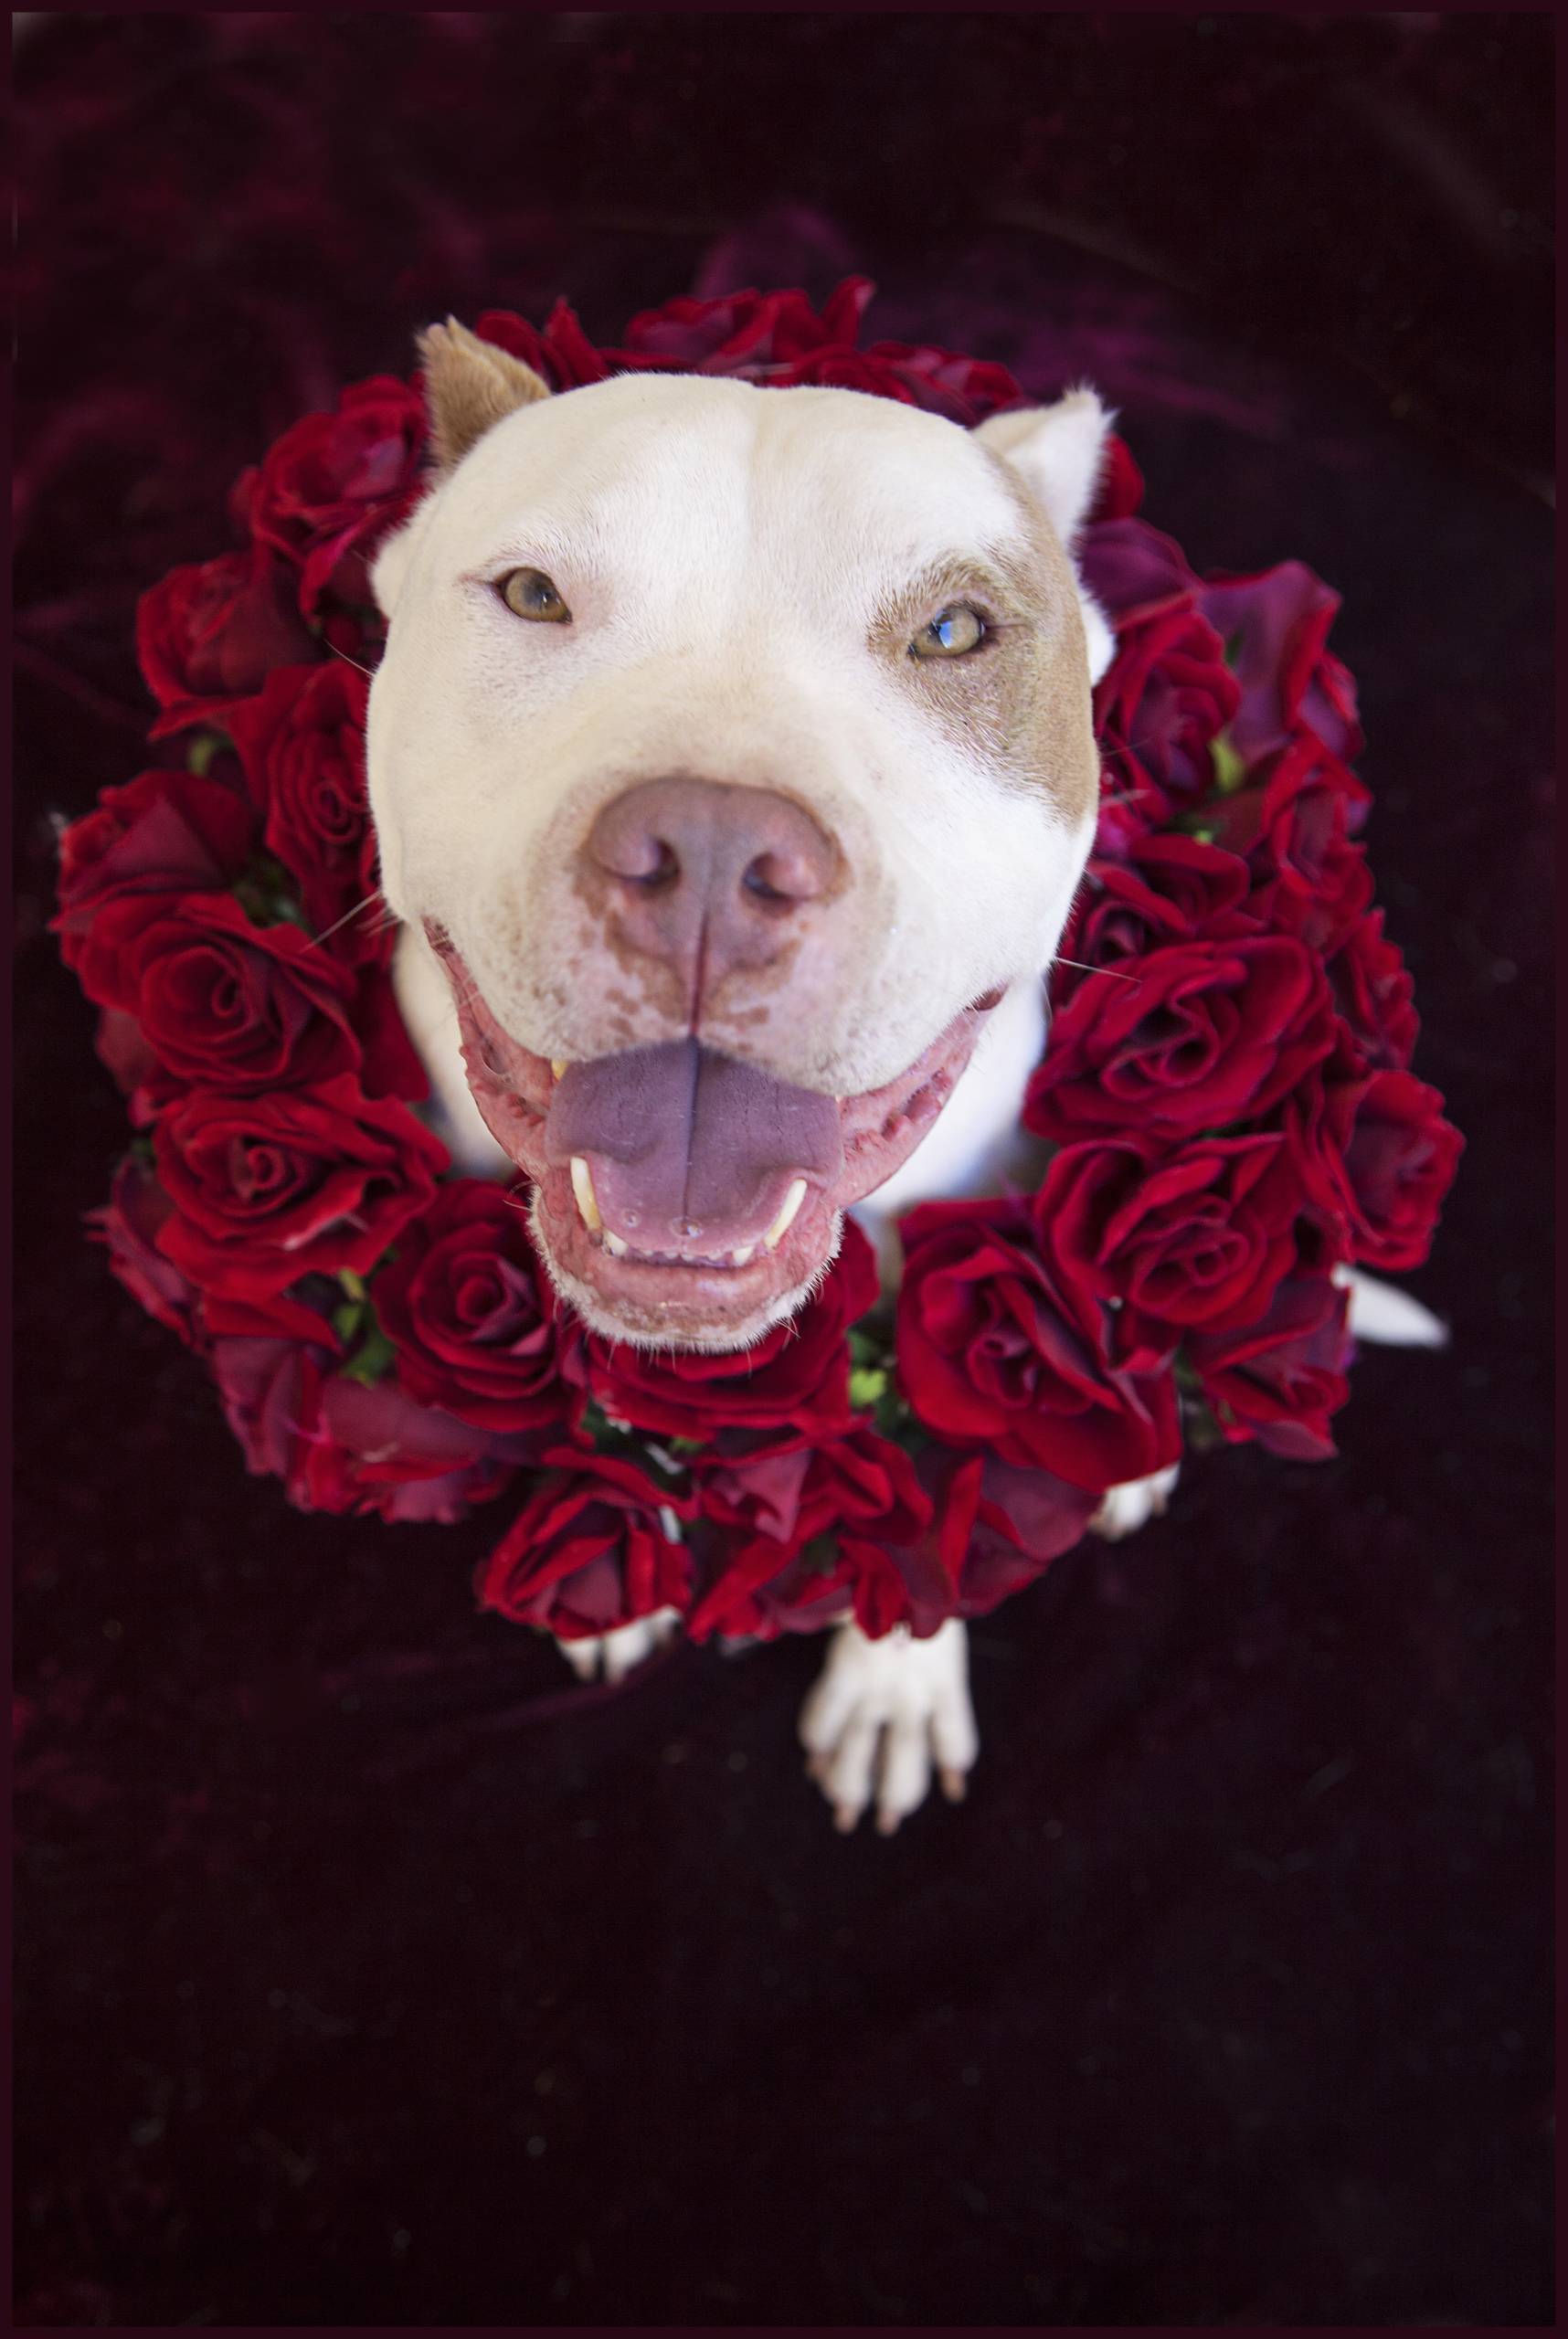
(798, 1617), (979, 1834)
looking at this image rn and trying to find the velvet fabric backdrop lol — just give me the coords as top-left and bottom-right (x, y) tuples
(14, 15), (1552, 2328)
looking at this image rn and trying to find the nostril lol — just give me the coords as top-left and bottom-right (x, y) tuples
(638, 840), (681, 892)
(743, 847), (823, 906)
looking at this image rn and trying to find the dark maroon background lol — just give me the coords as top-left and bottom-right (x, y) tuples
(14, 14), (1553, 2328)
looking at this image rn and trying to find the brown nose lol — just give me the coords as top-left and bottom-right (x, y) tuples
(584, 778), (840, 1003)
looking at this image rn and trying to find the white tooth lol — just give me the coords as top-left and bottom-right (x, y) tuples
(551, 1059), (568, 1080)
(602, 1229), (630, 1258)
(729, 1244), (756, 1268)
(569, 1156), (601, 1233)
(762, 1178), (808, 1254)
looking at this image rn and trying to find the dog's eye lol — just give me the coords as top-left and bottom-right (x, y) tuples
(498, 567), (572, 624)
(910, 603), (987, 660)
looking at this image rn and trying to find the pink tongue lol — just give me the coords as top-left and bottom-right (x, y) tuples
(544, 1040), (844, 1245)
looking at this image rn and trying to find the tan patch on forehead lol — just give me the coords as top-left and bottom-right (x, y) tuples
(872, 458), (1100, 824)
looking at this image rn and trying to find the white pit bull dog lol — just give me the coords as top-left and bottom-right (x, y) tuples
(366, 321), (1437, 1834)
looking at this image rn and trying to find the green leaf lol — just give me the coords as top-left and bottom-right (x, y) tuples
(800, 1533), (842, 1577)
(1210, 733), (1248, 795)
(185, 729), (228, 777)
(341, 1318), (397, 1387)
(849, 1366), (889, 1411)
(338, 1268), (367, 1302)
(1222, 627), (1245, 671)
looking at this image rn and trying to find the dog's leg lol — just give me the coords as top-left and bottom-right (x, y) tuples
(556, 1609), (683, 1685)
(798, 1618), (979, 1834)
(1089, 1462), (1181, 1542)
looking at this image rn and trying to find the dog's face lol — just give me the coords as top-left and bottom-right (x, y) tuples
(367, 323), (1111, 1350)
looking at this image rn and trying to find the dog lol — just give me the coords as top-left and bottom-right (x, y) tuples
(366, 320), (1437, 1834)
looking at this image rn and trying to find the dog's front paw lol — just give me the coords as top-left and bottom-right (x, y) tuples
(556, 1607), (682, 1684)
(798, 1618), (978, 1836)
(1089, 1464), (1181, 1542)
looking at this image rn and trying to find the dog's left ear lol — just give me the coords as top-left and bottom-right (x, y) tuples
(417, 315), (552, 472)
(975, 387), (1112, 550)
(977, 388), (1116, 683)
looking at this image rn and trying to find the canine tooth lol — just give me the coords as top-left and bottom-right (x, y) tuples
(729, 1243), (756, 1267)
(569, 1156), (601, 1233)
(602, 1229), (630, 1258)
(551, 1059), (568, 1080)
(761, 1178), (808, 1254)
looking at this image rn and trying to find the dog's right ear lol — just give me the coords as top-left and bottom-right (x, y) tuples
(417, 316), (551, 473)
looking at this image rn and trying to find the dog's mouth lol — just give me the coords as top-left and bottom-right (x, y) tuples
(429, 930), (996, 1348)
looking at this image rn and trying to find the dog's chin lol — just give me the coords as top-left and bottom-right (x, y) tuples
(429, 933), (995, 1352)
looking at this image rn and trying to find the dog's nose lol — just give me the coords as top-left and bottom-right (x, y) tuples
(585, 778), (840, 999)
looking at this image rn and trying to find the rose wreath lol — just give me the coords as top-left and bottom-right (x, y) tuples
(55, 279), (1464, 1649)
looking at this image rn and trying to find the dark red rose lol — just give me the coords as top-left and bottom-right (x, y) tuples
(1078, 515), (1202, 629)
(1336, 1069), (1464, 1274)
(135, 546), (319, 738)
(153, 1075), (446, 1298)
(479, 1451), (694, 1640)
(235, 376), (428, 615)
(224, 662), (387, 963)
(211, 1334), (330, 1487)
(1086, 434), (1145, 524)
(1054, 833), (1257, 1009)
(1028, 933), (1336, 1147)
(1328, 910), (1419, 1072)
(1096, 602), (1242, 815)
(842, 1449), (1098, 1640)
(90, 1155), (203, 1347)
(563, 1218), (881, 1445)
(1188, 1274), (1353, 1461)
(53, 767), (256, 990)
(1209, 735), (1373, 956)
(895, 1195), (1181, 1491)
(78, 892), (364, 1100)
(295, 1377), (523, 1524)
(475, 302), (613, 388)
(1199, 561), (1363, 767)
(92, 1009), (159, 1111)
(1035, 1132), (1298, 1353)
(849, 338), (1027, 425)
(374, 1179), (569, 1434)
(609, 279), (874, 371)
(687, 1427), (931, 1642)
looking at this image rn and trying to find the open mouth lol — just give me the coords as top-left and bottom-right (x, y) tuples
(429, 928), (994, 1347)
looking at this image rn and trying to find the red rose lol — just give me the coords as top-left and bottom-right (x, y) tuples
(609, 279), (874, 371)
(295, 1376), (523, 1525)
(1028, 933), (1336, 1147)
(1036, 1132), (1298, 1356)
(235, 376), (428, 614)
(562, 1218), (880, 1445)
(224, 662), (387, 963)
(135, 546), (318, 737)
(1188, 1275), (1353, 1461)
(1078, 515), (1202, 629)
(153, 1075), (446, 1298)
(1328, 910), (1419, 1072)
(374, 1179), (569, 1434)
(479, 1451), (694, 1640)
(90, 1155), (204, 1348)
(475, 302), (612, 388)
(1054, 833), (1257, 1009)
(842, 1449), (1098, 1640)
(1198, 561), (1363, 767)
(895, 1195), (1181, 1491)
(79, 892), (364, 1100)
(1086, 435), (1146, 525)
(53, 767), (256, 990)
(211, 1334), (329, 1486)
(1208, 735), (1373, 956)
(1096, 602), (1242, 815)
(1338, 1069), (1464, 1274)
(687, 1427), (931, 1642)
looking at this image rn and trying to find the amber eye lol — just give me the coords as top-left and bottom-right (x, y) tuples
(498, 567), (572, 623)
(910, 603), (987, 660)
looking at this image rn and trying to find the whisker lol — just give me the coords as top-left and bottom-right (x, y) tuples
(326, 641), (379, 681)
(1053, 955), (1141, 986)
(303, 891), (386, 950)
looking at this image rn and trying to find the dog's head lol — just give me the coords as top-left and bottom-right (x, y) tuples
(366, 320), (1112, 1350)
